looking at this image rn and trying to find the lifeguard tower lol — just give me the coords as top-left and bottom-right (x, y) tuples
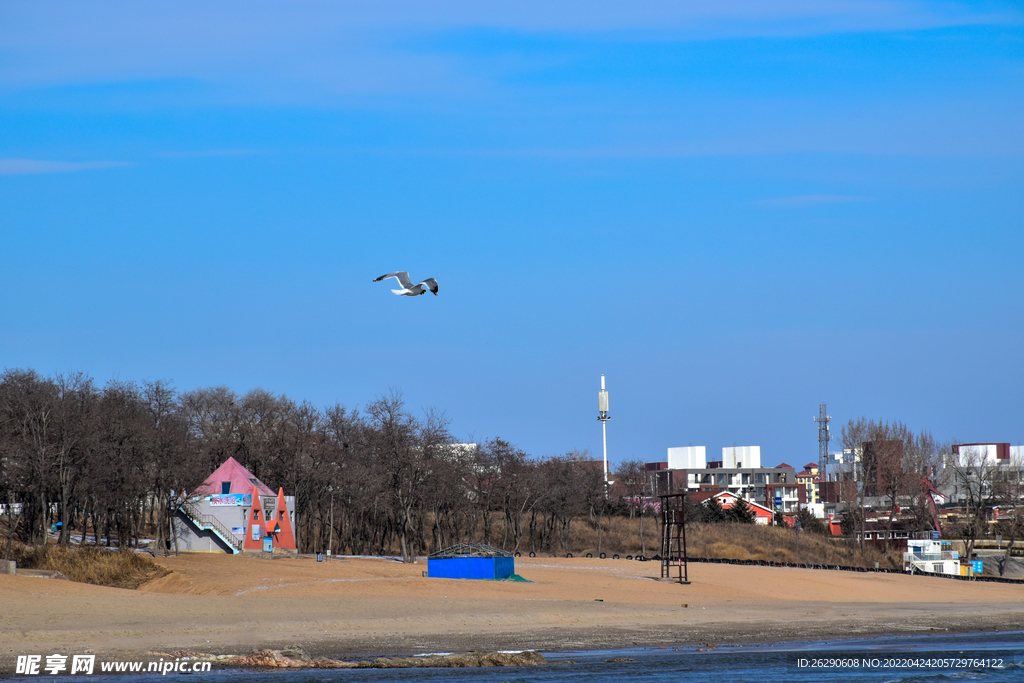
(659, 493), (690, 584)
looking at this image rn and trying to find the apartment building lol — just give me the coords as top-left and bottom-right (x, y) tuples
(645, 446), (802, 512)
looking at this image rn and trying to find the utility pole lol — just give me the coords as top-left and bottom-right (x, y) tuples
(598, 375), (611, 494)
(328, 495), (334, 558)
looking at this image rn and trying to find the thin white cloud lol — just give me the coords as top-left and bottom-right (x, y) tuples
(759, 194), (871, 207)
(0, 158), (131, 175)
(0, 0), (1017, 100)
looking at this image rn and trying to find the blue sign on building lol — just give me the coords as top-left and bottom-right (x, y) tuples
(972, 560), (983, 574)
(209, 493), (252, 507)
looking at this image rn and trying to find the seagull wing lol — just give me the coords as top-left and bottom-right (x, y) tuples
(419, 278), (439, 295)
(373, 271), (414, 289)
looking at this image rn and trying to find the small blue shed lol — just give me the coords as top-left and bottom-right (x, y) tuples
(427, 543), (515, 580)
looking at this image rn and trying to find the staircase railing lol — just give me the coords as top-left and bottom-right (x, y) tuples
(180, 500), (243, 553)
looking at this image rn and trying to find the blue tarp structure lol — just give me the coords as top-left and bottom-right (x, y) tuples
(427, 543), (515, 580)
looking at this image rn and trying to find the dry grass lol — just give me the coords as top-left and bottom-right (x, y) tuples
(490, 514), (662, 557)
(10, 543), (171, 589)
(483, 516), (902, 569)
(685, 522), (903, 569)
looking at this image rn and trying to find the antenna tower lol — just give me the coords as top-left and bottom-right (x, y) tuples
(814, 403), (831, 481)
(598, 375), (610, 491)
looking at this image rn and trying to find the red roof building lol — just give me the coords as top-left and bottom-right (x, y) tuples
(689, 490), (775, 525)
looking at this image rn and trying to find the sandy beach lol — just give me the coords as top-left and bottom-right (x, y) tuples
(1, 554), (1021, 660)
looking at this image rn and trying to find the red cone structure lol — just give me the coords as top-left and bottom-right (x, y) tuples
(242, 485), (266, 551)
(269, 487), (296, 550)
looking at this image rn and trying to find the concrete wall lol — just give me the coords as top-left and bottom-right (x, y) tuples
(171, 514), (236, 553)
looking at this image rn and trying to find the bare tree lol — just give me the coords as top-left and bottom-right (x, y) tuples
(236, 389), (289, 481)
(995, 450), (1024, 576)
(536, 452), (590, 555)
(946, 444), (1001, 562)
(141, 380), (200, 555)
(0, 370), (58, 544)
(472, 438), (534, 553)
(472, 440), (500, 547)
(366, 391), (451, 563)
(322, 404), (385, 555)
(51, 373), (98, 545)
(421, 441), (472, 552)
(579, 458), (607, 554)
(840, 418), (869, 552)
(842, 418), (937, 553)
(617, 459), (650, 555)
(92, 381), (150, 546)
(179, 386), (240, 473)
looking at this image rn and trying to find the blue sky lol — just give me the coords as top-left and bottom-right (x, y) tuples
(2, 1), (1022, 466)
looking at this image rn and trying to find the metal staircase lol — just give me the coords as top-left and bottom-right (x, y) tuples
(902, 549), (959, 575)
(178, 501), (243, 554)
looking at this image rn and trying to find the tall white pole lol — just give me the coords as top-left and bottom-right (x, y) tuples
(598, 374), (610, 495)
(602, 418), (608, 487)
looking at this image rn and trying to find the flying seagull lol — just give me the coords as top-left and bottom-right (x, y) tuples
(373, 271), (439, 296)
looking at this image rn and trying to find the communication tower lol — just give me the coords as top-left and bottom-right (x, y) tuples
(598, 375), (610, 490)
(815, 403), (831, 481)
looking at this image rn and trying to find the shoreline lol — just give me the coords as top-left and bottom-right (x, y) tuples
(135, 626), (1024, 672)
(239, 615), (1024, 661)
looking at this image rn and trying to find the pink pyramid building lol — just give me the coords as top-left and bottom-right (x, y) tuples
(172, 457), (296, 554)
(193, 456), (275, 499)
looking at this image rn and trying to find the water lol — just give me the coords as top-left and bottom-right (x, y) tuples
(5, 632), (1023, 682)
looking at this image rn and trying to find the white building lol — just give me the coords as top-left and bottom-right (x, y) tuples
(667, 446), (706, 470)
(722, 445), (761, 469)
(651, 446), (800, 512)
(903, 536), (960, 576)
(955, 443), (1008, 467)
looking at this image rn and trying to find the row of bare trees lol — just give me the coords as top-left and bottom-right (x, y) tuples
(839, 417), (1024, 571)
(945, 443), (1024, 570)
(1, 369), (624, 560)
(838, 418), (941, 553)
(0, 370), (197, 554)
